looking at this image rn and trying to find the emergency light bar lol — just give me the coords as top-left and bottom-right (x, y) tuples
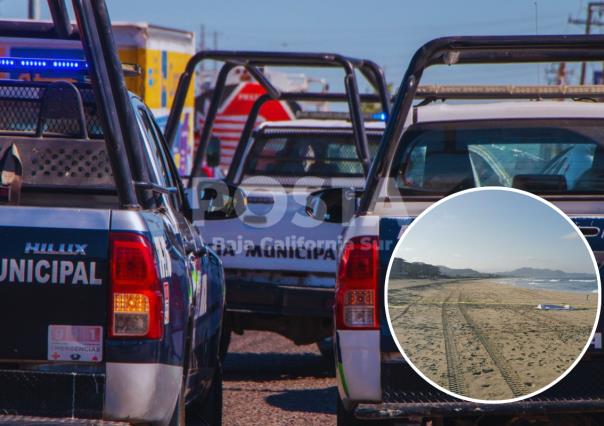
(296, 110), (388, 121)
(416, 84), (604, 100)
(0, 57), (141, 77)
(0, 57), (88, 73)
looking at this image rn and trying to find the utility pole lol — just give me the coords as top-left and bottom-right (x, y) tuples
(568, 2), (604, 84)
(27, 0), (40, 20)
(199, 24), (206, 90)
(212, 31), (218, 71)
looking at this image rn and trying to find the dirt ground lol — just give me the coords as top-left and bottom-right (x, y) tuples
(223, 330), (336, 425)
(388, 278), (598, 401)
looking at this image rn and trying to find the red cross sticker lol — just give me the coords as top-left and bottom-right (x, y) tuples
(51, 352), (60, 360)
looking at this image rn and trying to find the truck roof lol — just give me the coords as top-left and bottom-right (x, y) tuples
(256, 118), (387, 131)
(411, 100), (604, 125)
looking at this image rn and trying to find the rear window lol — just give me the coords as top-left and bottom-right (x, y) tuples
(242, 132), (381, 186)
(393, 119), (604, 196)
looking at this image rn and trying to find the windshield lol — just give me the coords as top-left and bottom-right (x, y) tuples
(241, 132), (381, 187)
(393, 119), (604, 196)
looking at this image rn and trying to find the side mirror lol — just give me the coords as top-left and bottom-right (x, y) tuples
(194, 178), (246, 221)
(206, 136), (221, 168)
(305, 187), (362, 224)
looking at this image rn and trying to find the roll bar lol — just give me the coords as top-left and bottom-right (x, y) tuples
(359, 34), (604, 214)
(164, 50), (391, 179)
(0, 0), (153, 209)
(226, 92), (386, 184)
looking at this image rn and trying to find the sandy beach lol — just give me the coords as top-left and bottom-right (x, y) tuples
(388, 278), (598, 400)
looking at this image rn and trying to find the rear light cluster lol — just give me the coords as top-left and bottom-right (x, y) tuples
(335, 235), (379, 330)
(109, 232), (163, 339)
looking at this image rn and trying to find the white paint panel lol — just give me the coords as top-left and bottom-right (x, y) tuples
(105, 362), (182, 423)
(337, 330), (382, 402)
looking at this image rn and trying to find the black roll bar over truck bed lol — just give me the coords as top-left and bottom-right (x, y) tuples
(164, 50), (391, 180)
(3, 0), (186, 211)
(0, 0), (153, 210)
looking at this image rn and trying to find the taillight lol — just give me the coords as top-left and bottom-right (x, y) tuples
(109, 232), (163, 339)
(335, 235), (379, 330)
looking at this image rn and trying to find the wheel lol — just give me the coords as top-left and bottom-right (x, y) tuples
(187, 363), (223, 426)
(219, 322), (231, 363)
(317, 336), (334, 360)
(337, 395), (369, 426)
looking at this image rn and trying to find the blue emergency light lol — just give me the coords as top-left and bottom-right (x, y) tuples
(0, 57), (88, 74)
(371, 112), (388, 121)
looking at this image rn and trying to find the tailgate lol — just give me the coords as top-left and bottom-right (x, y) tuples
(0, 207), (110, 362)
(204, 187), (343, 276)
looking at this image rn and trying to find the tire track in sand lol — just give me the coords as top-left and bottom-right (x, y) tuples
(457, 291), (528, 398)
(441, 290), (467, 395)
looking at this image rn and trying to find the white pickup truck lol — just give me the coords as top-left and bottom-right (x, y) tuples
(325, 35), (604, 425)
(204, 118), (385, 348)
(164, 51), (391, 352)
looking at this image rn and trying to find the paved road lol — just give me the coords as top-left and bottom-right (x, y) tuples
(223, 330), (336, 425)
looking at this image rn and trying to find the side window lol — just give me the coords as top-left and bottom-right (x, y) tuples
(138, 107), (183, 210)
(136, 108), (170, 187)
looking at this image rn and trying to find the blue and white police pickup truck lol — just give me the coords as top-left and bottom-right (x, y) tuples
(204, 118), (385, 349)
(0, 4), (224, 425)
(323, 36), (604, 425)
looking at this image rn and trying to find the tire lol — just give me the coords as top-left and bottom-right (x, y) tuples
(317, 336), (334, 360)
(187, 363), (223, 426)
(219, 322), (231, 363)
(337, 395), (369, 426)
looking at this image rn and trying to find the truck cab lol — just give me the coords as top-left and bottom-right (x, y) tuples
(333, 35), (604, 425)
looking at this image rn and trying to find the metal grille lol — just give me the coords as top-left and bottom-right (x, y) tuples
(0, 82), (103, 138)
(0, 99), (40, 133)
(0, 369), (105, 419)
(382, 360), (604, 403)
(29, 144), (112, 183)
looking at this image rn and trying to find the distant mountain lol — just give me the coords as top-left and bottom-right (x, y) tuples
(391, 258), (494, 279)
(437, 265), (494, 278)
(391, 258), (440, 279)
(501, 267), (594, 280)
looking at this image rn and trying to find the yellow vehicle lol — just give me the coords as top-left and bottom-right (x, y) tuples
(0, 21), (195, 174)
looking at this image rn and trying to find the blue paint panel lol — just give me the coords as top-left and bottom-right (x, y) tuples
(161, 51), (168, 79)
(572, 217), (604, 253)
(379, 217), (414, 271)
(378, 217), (414, 351)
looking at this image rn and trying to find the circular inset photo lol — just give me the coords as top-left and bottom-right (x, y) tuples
(385, 187), (600, 403)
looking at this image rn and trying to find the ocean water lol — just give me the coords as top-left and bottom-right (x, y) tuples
(494, 277), (599, 294)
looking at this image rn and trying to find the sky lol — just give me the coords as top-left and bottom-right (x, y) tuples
(0, 0), (601, 92)
(395, 189), (596, 274)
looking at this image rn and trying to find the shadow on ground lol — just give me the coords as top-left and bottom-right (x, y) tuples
(224, 351), (334, 381)
(265, 386), (337, 415)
